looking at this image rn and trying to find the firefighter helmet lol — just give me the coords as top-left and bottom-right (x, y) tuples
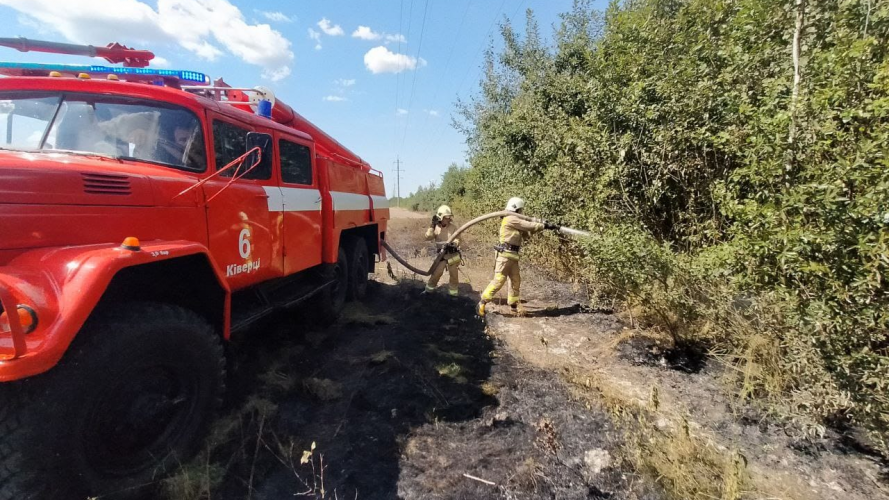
(505, 197), (525, 212)
(436, 205), (453, 219)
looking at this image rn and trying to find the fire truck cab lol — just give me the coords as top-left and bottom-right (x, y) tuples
(0, 52), (388, 499)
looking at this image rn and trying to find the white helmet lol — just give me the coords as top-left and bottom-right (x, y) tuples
(505, 197), (525, 212)
(436, 205), (453, 218)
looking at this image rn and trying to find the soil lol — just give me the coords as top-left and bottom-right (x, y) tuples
(174, 210), (887, 500)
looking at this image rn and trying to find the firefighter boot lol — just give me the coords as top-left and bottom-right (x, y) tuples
(476, 300), (488, 317)
(510, 302), (527, 316)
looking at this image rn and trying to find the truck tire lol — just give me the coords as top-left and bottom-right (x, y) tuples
(348, 238), (370, 301)
(0, 302), (225, 499)
(314, 246), (349, 325)
(0, 384), (44, 500)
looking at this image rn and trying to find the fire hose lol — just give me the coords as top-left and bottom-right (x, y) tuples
(380, 211), (591, 277)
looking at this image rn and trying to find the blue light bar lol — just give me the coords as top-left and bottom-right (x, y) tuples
(88, 65), (208, 83)
(0, 62), (209, 84)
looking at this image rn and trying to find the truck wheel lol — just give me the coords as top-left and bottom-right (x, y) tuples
(315, 246), (349, 325)
(0, 384), (44, 500)
(0, 302), (225, 499)
(348, 239), (370, 301)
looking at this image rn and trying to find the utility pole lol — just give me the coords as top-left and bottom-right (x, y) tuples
(393, 157), (403, 208)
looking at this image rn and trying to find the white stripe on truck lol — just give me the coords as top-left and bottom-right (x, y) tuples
(263, 187), (322, 212)
(282, 187), (322, 212)
(330, 191), (370, 211)
(370, 195), (390, 209)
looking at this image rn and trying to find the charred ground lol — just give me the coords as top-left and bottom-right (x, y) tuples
(160, 211), (659, 500)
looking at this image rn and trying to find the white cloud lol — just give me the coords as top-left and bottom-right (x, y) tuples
(16, 13), (51, 34)
(4, 0), (165, 45)
(308, 28), (322, 50)
(424, 109), (439, 117)
(396, 108), (408, 116)
(352, 26), (381, 40)
(1, 0), (293, 79)
(352, 26), (406, 44)
(335, 78), (356, 87)
(151, 56), (171, 68)
(323, 95), (347, 102)
(363, 46), (426, 74)
(261, 11), (293, 23)
(317, 18), (344, 36)
(262, 66), (291, 82)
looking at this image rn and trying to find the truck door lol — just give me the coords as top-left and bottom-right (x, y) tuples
(278, 135), (323, 274)
(203, 114), (284, 289)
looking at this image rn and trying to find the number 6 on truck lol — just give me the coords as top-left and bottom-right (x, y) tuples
(238, 228), (252, 259)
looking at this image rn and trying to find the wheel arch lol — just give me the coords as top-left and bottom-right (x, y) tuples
(96, 254), (228, 336)
(340, 223), (378, 268)
(0, 241), (231, 382)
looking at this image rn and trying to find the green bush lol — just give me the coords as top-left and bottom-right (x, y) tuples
(396, 164), (469, 213)
(447, 0), (889, 452)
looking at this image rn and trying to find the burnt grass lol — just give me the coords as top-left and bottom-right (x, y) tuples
(613, 333), (709, 375)
(191, 280), (660, 500)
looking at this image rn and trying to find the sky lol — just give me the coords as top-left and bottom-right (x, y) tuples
(0, 0), (606, 197)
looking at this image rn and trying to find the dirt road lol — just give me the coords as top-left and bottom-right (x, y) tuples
(172, 209), (886, 500)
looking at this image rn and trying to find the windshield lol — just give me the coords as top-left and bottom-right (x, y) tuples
(0, 92), (206, 171)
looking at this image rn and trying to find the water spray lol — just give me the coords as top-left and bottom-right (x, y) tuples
(558, 226), (591, 238)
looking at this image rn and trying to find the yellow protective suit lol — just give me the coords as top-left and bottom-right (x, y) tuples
(480, 215), (544, 306)
(425, 222), (462, 296)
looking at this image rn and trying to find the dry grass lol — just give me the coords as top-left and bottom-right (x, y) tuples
(370, 350), (395, 364)
(570, 371), (749, 499)
(340, 303), (397, 327)
(563, 367), (803, 500)
(162, 460), (226, 500)
(624, 414), (751, 500)
(303, 377), (344, 401)
(480, 381), (500, 397)
(162, 395), (279, 499)
(426, 344), (471, 361)
(509, 457), (544, 492)
(258, 360), (297, 393)
(435, 362), (468, 384)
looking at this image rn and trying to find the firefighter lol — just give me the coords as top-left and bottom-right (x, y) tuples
(477, 197), (558, 316)
(423, 205), (462, 297)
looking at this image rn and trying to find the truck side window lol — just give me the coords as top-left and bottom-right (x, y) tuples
(213, 119), (271, 180)
(279, 139), (313, 185)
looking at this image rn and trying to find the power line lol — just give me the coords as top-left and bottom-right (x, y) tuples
(415, 0), (474, 138)
(394, 0), (415, 153)
(399, 0), (416, 108)
(452, 0), (513, 107)
(398, 0), (431, 152)
(394, 0), (404, 151)
(416, 0), (511, 158)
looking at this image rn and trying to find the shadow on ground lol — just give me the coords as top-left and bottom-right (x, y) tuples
(182, 279), (659, 500)
(209, 279), (497, 499)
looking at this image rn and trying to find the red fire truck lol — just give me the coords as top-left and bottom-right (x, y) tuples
(0, 39), (389, 498)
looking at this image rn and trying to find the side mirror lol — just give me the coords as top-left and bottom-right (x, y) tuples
(245, 132), (272, 168)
